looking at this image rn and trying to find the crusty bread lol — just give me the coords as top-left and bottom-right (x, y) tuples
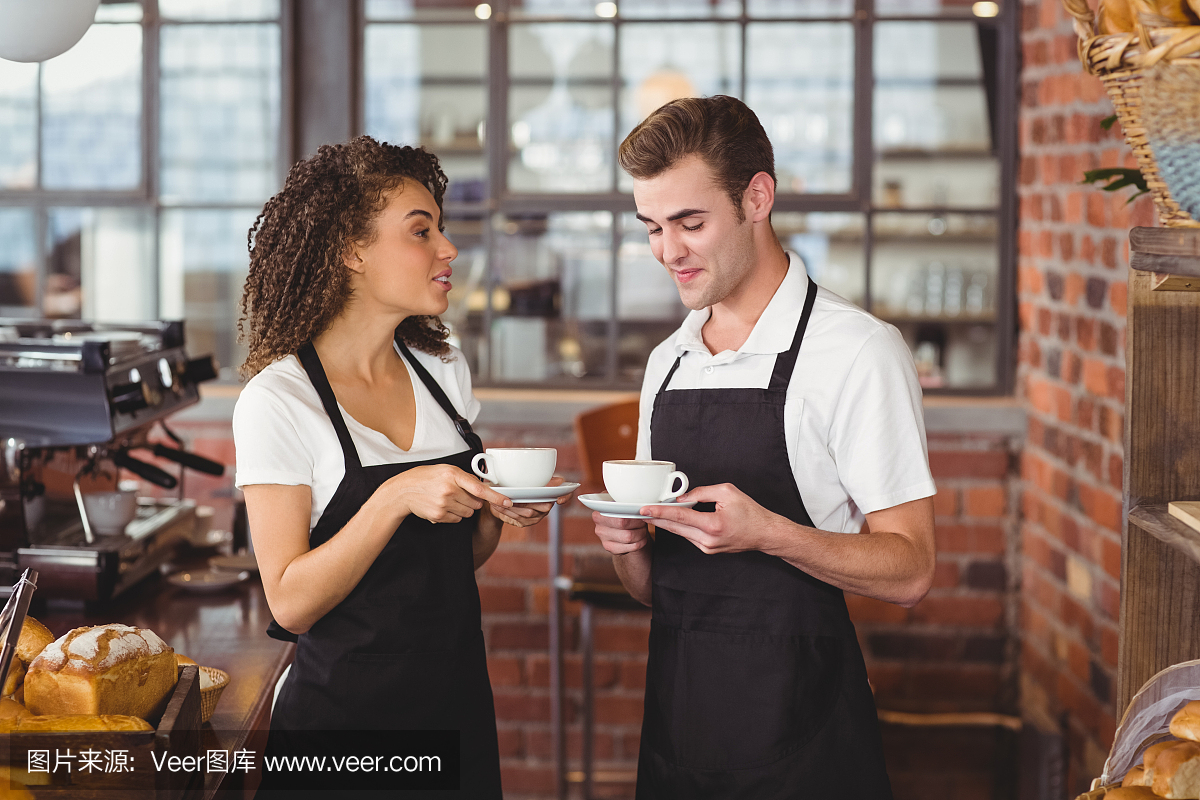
(25, 624), (176, 720)
(175, 653), (196, 666)
(2, 659), (24, 697)
(0, 714), (152, 733)
(1106, 787), (1163, 798)
(1152, 740), (1200, 798)
(1171, 700), (1200, 742)
(1145, 739), (1184, 787)
(1099, 0), (1138, 33)
(1123, 765), (1147, 787)
(0, 698), (28, 722)
(16, 618), (53, 665)
(1148, 0), (1199, 24)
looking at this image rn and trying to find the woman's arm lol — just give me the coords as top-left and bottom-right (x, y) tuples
(247, 464), (513, 634)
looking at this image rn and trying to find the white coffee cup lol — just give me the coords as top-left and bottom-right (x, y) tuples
(602, 460), (689, 505)
(471, 448), (556, 487)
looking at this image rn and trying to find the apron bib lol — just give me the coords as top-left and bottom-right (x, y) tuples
(260, 337), (501, 798)
(637, 279), (893, 799)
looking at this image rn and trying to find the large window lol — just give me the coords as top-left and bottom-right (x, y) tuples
(364, 0), (1017, 392)
(0, 0), (281, 380)
(0, 0), (1015, 393)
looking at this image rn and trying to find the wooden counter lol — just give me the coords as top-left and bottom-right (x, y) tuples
(30, 565), (294, 799)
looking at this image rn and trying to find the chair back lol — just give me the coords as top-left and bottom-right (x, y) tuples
(573, 399), (640, 486)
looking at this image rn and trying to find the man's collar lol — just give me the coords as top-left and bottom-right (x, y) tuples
(672, 252), (810, 357)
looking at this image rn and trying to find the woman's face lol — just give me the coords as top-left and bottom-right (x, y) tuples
(347, 180), (458, 318)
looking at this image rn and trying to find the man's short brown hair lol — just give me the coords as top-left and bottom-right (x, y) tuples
(618, 95), (775, 223)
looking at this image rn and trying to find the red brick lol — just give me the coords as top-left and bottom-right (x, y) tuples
(479, 584), (528, 613)
(527, 729), (615, 761)
(1100, 623), (1119, 669)
(1097, 579), (1120, 622)
(928, 450), (1009, 479)
(595, 695), (645, 725)
(932, 560), (959, 588)
(483, 550), (549, 579)
(496, 727), (523, 758)
(1100, 535), (1121, 581)
(1111, 281), (1127, 316)
(964, 486), (1006, 518)
(488, 656), (524, 687)
(501, 765), (556, 794)
(933, 488), (959, 517)
(526, 653), (620, 689)
(493, 690), (550, 722)
(490, 621), (549, 650)
(935, 524), (1006, 555)
(593, 622), (651, 653)
(910, 596), (1004, 627)
(621, 659), (647, 690)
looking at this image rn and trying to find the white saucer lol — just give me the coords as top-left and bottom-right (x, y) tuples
(578, 493), (697, 519)
(168, 569), (250, 593)
(491, 482), (580, 503)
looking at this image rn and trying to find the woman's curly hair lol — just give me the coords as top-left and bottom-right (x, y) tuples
(238, 136), (452, 379)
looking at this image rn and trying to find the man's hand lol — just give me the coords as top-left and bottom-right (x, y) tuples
(643, 483), (783, 554)
(592, 513), (652, 554)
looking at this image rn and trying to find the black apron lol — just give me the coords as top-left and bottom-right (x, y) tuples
(637, 278), (893, 799)
(258, 335), (501, 798)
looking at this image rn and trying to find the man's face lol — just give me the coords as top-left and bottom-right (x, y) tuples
(633, 154), (755, 311)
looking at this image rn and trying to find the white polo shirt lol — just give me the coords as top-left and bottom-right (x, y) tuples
(636, 252), (936, 535)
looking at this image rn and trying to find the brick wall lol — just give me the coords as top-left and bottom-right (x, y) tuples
(1017, 0), (1156, 792)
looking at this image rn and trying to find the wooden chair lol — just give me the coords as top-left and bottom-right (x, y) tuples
(552, 399), (645, 798)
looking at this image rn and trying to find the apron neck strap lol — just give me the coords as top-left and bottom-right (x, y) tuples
(657, 274), (819, 396)
(393, 334), (484, 455)
(767, 275), (818, 393)
(297, 341), (363, 471)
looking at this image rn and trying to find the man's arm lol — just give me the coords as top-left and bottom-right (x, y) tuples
(591, 515), (654, 606)
(643, 487), (935, 608)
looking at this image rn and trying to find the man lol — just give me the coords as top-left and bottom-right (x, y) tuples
(592, 96), (937, 798)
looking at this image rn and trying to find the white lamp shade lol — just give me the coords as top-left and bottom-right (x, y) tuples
(0, 0), (101, 63)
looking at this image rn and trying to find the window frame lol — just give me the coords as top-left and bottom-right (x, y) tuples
(361, 0), (1019, 395)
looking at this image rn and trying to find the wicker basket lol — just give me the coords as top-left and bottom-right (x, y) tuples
(1062, 0), (1200, 228)
(198, 665), (230, 724)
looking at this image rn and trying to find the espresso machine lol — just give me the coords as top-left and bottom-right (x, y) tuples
(0, 319), (224, 602)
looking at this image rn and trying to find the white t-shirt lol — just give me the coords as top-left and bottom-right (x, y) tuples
(233, 343), (481, 530)
(636, 252), (936, 535)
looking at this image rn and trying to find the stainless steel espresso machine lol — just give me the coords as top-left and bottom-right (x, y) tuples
(0, 319), (224, 602)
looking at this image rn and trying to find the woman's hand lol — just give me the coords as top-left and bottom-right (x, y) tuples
(486, 476), (575, 529)
(385, 464), (512, 524)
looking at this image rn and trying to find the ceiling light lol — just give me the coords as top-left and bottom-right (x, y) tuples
(474, 3), (492, 20)
(972, 1), (1000, 17)
(595, 2), (618, 18)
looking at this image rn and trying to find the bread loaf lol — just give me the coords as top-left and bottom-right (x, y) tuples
(16, 618), (52, 665)
(0, 698), (28, 722)
(1099, 0), (1139, 33)
(2, 660), (24, 697)
(175, 653), (196, 667)
(25, 625), (176, 720)
(1172, 700), (1200, 742)
(1106, 787), (1163, 798)
(1123, 765), (1147, 787)
(0, 714), (152, 733)
(1145, 739), (1184, 787)
(1152, 740), (1200, 798)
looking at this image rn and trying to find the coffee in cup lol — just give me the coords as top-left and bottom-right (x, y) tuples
(602, 460), (689, 505)
(471, 447), (556, 487)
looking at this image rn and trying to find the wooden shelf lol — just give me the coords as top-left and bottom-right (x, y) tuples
(1128, 504), (1200, 565)
(1129, 227), (1200, 278)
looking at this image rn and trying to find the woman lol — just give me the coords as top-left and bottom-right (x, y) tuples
(234, 136), (559, 796)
